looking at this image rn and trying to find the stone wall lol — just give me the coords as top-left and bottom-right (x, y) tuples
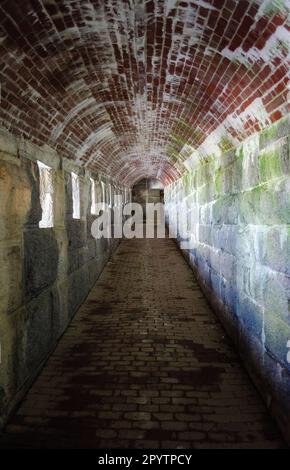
(165, 116), (290, 442)
(0, 129), (130, 427)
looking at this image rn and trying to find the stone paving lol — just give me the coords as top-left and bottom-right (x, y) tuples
(0, 236), (285, 448)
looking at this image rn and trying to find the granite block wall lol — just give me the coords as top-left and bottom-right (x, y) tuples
(165, 116), (290, 441)
(0, 129), (129, 427)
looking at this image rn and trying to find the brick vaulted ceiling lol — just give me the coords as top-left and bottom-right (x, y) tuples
(0, 1), (289, 185)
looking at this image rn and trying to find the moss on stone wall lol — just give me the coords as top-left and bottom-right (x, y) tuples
(165, 115), (290, 441)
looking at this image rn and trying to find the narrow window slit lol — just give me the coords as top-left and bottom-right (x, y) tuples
(37, 160), (54, 228)
(71, 172), (80, 219)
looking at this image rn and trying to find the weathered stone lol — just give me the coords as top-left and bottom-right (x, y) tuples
(238, 293), (264, 340)
(0, 130), (18, 158)
(24, 229), (59, 299)
(23, 287), (60, 378)
(212, 195), (239, 225)
(0, 141), (125, 428)
(260, 226), (290, 275)
(212, 224), (239, 256)
(165, 117), (290, 444)
(259, 145), (283, 183)
(0, 161), (31, 240)
(0, 244), (22, 315)
(219, 251), (237, 281)
(259, 117), (290, 150)
(67, 266), (90, 317)
(198, 224), (212, 246)
(0, 235), (284, 448)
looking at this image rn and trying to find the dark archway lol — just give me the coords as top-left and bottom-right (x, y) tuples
(132, 178), (164, 222)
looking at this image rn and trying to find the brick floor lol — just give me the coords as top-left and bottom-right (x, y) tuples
(0, 236), (285, 448)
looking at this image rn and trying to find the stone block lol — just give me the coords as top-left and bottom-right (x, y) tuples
(0, 243), (22, 315)
(196, 185), (209, 205)
(195, 251), (211, 286)
(212, 224), (239, 255)
(264, 314), (290, 368)
(207, 245), (220, 274)
(220, 149), (236, 168)
(237, 293), (264, 340)
(22, 287), (60, 381)
(24, 229), (59, 299)
(0, 311), (19, 426)
(259, 181), (290, 225)
(214, 167), (223, 197)
(87, 238), (97, 259)
(223, 157), (243, 195)
(55, 279), (69, 335)
(68, 265), (90, 317)
(259, 116), (290, 150)
(195, 165), (207, 188)
(223, 279), (239, 314)
(239, 188), (261, 225)
(0, 129), (18, 157)
(236, 261), (267, 305)
(239, 181), (290, 226)
(212, 195), (239, 225)
(259, 144), (283, 183)
(260, 226), (290, 275)
(96, 237), (110, 259)
(234, 227), (260, 268)
(241, 136), (260, 190)
(262, 271), (290, 324)
(279, 138), (290, 175)
(209, 269), (221, 298)
(199, 202), (213, 225)
(66, 219), (87, 250)
(0, 161), (31, 241)
(198, 224), (212, 246)
(239, 324), (290, 441)
(219, 251), (237, 281)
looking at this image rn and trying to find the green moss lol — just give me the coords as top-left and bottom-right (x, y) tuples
(171, 133), (189, 148)
(219, 137), (235, 153)
(259, 148), (282, 182)
(167, 145), (182, 162)
(235, 145), (243, 160)
(260, 117), (290, 152)
(264, 313), (290, 365)
(215, 168), (222, 195)
(262, 0), (288, 17)
(191, 129), (204, 142)
(239, 185), (265, 224)
(173, 119), (192, 133)
(183, 172), (192, 195)
(260, 123), (278, 147)
(276, 39), (290, 53)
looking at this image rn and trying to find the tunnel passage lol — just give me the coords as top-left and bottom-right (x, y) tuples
(0, 0), (290, 448)
(0, 235), (285, 449)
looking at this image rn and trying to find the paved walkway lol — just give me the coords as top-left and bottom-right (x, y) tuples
(0, 237), (285, 448)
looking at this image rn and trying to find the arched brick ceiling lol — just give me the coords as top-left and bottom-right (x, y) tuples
(0, 0), (289, 185)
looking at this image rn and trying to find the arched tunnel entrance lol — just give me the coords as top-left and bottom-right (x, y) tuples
(0, 0), (290, 450)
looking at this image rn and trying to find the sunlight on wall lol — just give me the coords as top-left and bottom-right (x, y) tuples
(90, 177), (96, 215)
(37, 160), (54, 228)
(71, 172), (80, 219)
